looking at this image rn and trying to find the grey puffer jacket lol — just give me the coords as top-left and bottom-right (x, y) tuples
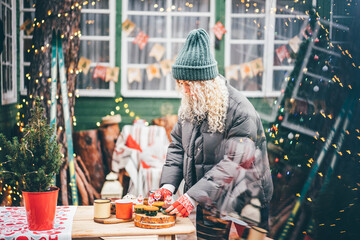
(160, 76), (273, 216)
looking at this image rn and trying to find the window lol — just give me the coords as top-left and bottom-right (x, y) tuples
(20, 0), (116, 97)
(1, 0), (17, 105)
(225, 0), (313, 97)
(121, 0), (215, 98)
(19, 0), (34, 95)
(76, 0), (116, 97)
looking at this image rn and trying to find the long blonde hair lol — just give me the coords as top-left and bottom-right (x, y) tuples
(177, 76), (229, 133)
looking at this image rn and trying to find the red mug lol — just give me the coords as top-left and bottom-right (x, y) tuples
(115, 199), (133, 219)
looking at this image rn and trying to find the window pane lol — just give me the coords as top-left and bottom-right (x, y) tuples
(81, 13), (110, 36)
(7, 8), (11, 35)
(23, 39), (32, 62)
(23, 11), (35, 24)
(128, 0), (166, 12)
(128, 15), (166, 38)
(172, 16), (210, 38)
(172, 0), (210, 12)
(172, 42), (185, 59)
(331, 28), (349, 43)
(128, 68), (167, 90)
(230, 44), (264, 64)
(128, 42), (163, 64)
(232, 0), (265, 14)
(275, 17), (306, 40)
(229, 72), (263, 92)
(276, 0), (312, 14)
(23, 66), (30, 90)
(23, 0), (35, 8)
(273, 70), (289, 91)
(231, 17), (265, 40)
(2, 66), (6, 92)
(7, 37), (11, 62)
(76, 67), (110, 89)
(82, 0), (109, 9)
(79, 40), (110, 62)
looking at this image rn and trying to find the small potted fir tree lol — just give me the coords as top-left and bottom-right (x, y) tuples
(0, 98), (62, 231)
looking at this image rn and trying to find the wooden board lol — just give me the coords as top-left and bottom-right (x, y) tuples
(134, 213), (176, 229)
(94, 214), (133, 224)
(134, 220), (175, 229)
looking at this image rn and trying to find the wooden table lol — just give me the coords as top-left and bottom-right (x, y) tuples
(72, 206), (196, 240)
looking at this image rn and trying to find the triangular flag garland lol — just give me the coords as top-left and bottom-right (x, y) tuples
(105, 67), (120, 82)
(149, 44), (166, 62)
(225, 65), (239, 81)
(212, 21), (227, 40)
(249, 58), (264, 76)
(78, 57), (92, 75)
(288, 36), (302, 54)
(133, 31), (149, 50)
(128, 67), (142, 84)
(239, 63), (253, 79)
(275, 45), (290, 63)
(146, 64), (161, 81)
(92, 65), (107, 81)
(122, 19), (136, 36)
(160, 59), (172, 76)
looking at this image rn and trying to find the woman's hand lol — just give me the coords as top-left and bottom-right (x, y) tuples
(166, 194), (194, 217)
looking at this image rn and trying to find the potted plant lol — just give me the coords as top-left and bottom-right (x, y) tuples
(0, 98), (62, 231)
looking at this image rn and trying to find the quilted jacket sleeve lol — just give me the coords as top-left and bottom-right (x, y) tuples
(186, 109), (263, 206)
(159, 120), (184, 193)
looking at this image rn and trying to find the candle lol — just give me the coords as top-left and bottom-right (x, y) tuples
(94, 199), (111, 219)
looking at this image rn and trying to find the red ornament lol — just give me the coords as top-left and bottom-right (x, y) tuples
(277, 173), (283, 178)
(314, 55), (319, 60)
(278, 115), (284, 121)
(275, 158), (279, 163)
(314, 38), (319, 43)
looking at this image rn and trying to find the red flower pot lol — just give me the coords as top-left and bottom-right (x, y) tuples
(22, 187), (59, 231)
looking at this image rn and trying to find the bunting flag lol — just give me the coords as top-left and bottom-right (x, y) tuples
(288, 36), (302, 53)
(146, 64), (161, 81)
(105, 67), (120, 82)
(77, 57), (92, 75)
(249, 58), (264, 76)
(225, 65), (239, 81)
(275, 45), (290, 63)
(239, 63), (253, 79)
(149, 44), (166, 62)
(122, 19), (136, 36)
(212, 21), (227, 40)
(92, 65), (107, 81)
(20, 19), (34, 35)
(128, 67), (142, 84)
(133, 31), (149, 50)
(160, 59), (172, 76)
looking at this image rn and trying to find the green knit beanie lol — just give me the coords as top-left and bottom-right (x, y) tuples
(172, 28), (218, 81)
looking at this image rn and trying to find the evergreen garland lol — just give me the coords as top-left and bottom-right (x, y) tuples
(0, 98), (62, 192)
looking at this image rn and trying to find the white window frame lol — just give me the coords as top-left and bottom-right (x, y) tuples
(225, 0), (311, 98)
(121, 0), (216, 98)
(19, 0), (116, 97)
(1, 0), (17, 105)
(19, 1), (34, 96)
(77, 0), (116, 97)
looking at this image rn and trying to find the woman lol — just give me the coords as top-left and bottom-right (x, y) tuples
(152, 28), (273, 239)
